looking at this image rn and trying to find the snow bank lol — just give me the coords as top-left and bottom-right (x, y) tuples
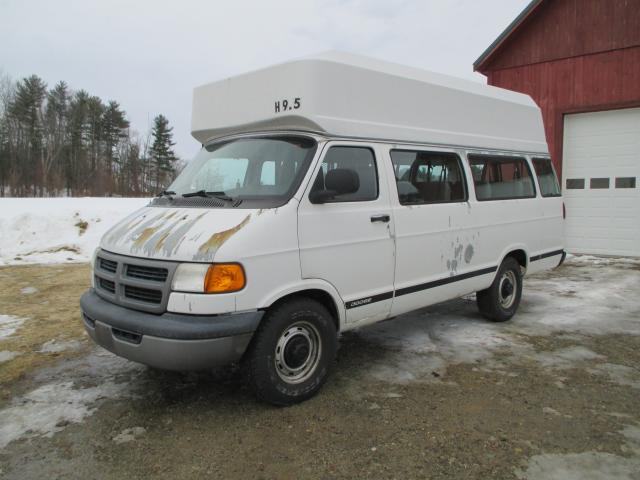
(0, 198), (149, 265)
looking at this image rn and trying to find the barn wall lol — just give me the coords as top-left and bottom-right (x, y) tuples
(482, 0), (640, 71)
(485, 46), (640, 180)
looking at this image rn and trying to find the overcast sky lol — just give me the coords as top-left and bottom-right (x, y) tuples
(0, 0), (530, 159)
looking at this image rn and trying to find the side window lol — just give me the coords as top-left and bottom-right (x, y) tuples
(390, 150), (466, 204)
(311, 146), (378, 202)
(532, 158), (561, 197)
(468, 154), (536, 201)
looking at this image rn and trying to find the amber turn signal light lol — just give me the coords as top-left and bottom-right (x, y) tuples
(204, 264), (246, 293)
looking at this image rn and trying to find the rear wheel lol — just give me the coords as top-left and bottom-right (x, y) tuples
(244, 298), (337, 406)
(476, 257), (522, 322)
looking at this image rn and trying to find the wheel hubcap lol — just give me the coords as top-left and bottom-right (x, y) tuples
(275, 321), (321, 384)
(499, 271), (517, 309)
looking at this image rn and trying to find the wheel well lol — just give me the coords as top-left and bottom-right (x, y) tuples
(505, 249), (527, 272)
(267, 289), (340, 330)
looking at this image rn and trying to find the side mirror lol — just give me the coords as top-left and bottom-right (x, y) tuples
(309, 168), (360, 204)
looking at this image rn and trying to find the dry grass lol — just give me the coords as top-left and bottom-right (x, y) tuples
(75, 219), (89, 236)
(0, 263), (91, 386)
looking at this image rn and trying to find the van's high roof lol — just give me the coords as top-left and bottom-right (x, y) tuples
(191, 51), (548, 154)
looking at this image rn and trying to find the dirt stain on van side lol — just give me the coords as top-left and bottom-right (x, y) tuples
(464, 244), (474, 264)
(194, 215), (251, 261)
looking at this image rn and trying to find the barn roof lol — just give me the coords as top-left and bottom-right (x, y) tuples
(473, 0), (545, 72)
(192, 51), (548, 154)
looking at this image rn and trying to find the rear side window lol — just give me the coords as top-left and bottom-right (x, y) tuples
(532, 158), (561, 197)
(390, 150), (466, 204)
(313, 146), (378, 202)
(468, 155), (536, 201)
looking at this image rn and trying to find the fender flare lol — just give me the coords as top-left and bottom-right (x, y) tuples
(257, 278), (346, 329)
(496, 243), (530, 277)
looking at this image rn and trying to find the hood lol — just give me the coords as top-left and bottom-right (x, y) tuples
(100, 206), (257, 263)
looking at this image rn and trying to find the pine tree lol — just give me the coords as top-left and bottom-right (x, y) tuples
(67, 90), (89, 195)
(85, 96), (104, 194)
(0, 70), (180, 197)
(149, 114), (177, 191)
(102, 102), (129, 168)
(0, 73), (13, 196)
(44, 81), (69, 193)
(8, 75), (47, 195)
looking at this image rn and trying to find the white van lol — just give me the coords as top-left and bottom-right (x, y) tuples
(80, 52), (564, 405)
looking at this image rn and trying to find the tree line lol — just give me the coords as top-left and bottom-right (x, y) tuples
(0, 72), (180, 197)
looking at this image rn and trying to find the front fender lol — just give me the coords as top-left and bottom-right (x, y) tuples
(257, 278), (346, 330)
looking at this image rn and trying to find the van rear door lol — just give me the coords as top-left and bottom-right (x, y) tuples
(298, 142), (395, 325)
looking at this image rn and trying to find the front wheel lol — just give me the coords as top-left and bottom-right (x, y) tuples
(244, 298), (337, 406)
(476, 257), (523, 322)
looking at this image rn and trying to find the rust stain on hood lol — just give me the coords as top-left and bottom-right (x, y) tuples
(195, 215), (251, 261)
(133, 226), (159, 248)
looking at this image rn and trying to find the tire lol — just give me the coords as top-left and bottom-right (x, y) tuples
(244, 297), (337, 406)
(476, 256), (523, 322)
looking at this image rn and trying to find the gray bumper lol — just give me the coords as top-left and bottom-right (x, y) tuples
(80, 289), (263, 371)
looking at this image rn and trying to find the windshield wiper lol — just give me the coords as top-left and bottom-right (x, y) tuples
(157, 190), (176, 198)
(182, 190), (234, 202)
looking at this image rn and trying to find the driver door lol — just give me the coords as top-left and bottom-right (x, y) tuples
(298, 142), (396, 325)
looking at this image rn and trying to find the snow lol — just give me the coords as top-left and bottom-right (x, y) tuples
(0, 349), (142, 450)
(38, 338), (83, 354)
(516, 452), (640, 480)
(528, 346), (605, 370)
(357, 255), (640, 385)
(517, 422), (640, 479)
(0, 315), (25, 339)
(0, 198), (149, 265)
(112, 426), (146, 444)
(0, 380), (130, 449)
(588, 363), (640, 390)
(0, 351), (20, 363)
(20, 286), (38, 295)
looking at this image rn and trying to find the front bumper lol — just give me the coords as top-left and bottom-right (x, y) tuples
(80, 289), (263, 371)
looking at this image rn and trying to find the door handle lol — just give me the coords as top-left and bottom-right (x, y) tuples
(370, 214), (390, 223)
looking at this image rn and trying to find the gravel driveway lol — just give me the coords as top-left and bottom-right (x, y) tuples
(1, 256), (639, 479)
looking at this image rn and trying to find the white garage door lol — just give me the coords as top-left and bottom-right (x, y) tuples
(563, 107), (640, 257)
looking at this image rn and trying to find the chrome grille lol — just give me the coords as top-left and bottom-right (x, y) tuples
(93, 250), (178, 314)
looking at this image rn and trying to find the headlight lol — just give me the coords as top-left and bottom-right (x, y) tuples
(172, 263), (245, 294)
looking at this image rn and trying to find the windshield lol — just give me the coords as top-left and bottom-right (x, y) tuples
(166, 135), (317, 208)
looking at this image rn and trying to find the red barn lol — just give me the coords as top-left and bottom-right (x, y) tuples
(474, 0), (640, 257)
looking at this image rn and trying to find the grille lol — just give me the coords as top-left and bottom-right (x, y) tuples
(124, 285), (162, 304)
(98, 277), (116, 294)
(125, 264), (168, 282)
(92, 250), (177, 313)
(99, 257), (117, 273)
